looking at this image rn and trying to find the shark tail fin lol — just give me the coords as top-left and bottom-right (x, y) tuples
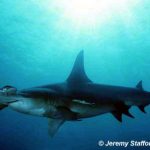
(67, 50), (92, 84)
(136, 81), (147, 113)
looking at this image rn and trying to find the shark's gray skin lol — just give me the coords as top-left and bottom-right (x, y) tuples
(0, 51), (149, 137)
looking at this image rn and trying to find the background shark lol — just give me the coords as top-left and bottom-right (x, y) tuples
(0, 51), (149, 137)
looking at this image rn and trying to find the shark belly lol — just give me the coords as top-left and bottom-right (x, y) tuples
(70, 100), (115, 118)
(9, 99), (47, 117)
(8, 98), (69, 119)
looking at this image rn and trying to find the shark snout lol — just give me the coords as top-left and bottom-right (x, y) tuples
(0, 85), (17, 96)
(0, 85), (18, 104)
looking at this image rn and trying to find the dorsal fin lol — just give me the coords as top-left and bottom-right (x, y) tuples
(67, 51), (92, 84)
(136, 80), (143, 90)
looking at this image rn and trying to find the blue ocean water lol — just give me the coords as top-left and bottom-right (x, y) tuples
(0, 0), (150, 150)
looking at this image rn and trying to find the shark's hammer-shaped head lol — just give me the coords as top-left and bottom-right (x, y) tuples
(0, 85), (17, 96)
(0, 85), (18, 104)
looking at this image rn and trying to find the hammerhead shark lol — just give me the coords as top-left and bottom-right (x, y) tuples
(0, 51), (149, 137)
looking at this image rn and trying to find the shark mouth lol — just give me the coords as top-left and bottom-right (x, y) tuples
(0, 95), (18, 104)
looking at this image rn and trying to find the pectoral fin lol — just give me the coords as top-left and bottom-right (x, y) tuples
(48, 118), (65, 138)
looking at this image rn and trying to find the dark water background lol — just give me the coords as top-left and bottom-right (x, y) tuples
(0, 0), (150, 150)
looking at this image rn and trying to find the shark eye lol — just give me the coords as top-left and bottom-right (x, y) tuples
(2, 85), (17, 95)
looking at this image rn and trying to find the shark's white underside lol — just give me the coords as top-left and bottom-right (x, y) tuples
(9, 98), (114, 119)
